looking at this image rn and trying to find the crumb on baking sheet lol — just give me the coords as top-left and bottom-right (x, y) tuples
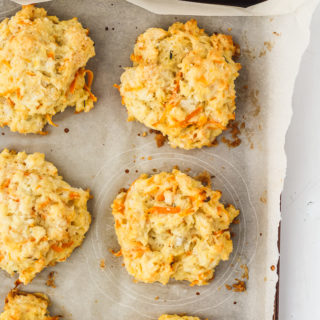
(226, 278), (247, 292)
(100, 259), (106, 269)
(155, 132), (166, 148)
(241, 264), (249, 280)
(260, 190), (267, 204)
(221, 121), (242, 148)
(232, 278), (246, 292)
(273, 31), (281, 36)
(155, 296), (159, 300)
(142, 131), (148, 137)
(46, 271), (56, 288)
(270, 265), (276, 271)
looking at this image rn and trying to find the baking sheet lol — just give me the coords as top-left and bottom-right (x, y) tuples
(0, 0), (318, 319)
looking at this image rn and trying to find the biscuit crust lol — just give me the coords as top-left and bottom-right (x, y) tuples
(0, 5), (96, 134)
(111, 169), (239, 285)
(119, 20), (241, 149)
(0, 149), (91, 284)
(0, 290), (57, 320)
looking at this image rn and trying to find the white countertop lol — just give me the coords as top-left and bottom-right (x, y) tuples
(279, 3), (320, 319)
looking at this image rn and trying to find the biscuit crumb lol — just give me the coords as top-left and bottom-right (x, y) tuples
(221, 121), (242, 148)
(147, 156), (152, 160)
(142, 132), (148, 137)
(100, 259), (106, 269)
(155, 132), (166, 148)
(155, 296), (159, 300)
(260, 190), (267, 204)
(225, 284), (232, 290)
(270, 265), (275, 271)
(240, 264), (249, 280)
(232, 279), (246, 292)
(46, 271), (56, 288)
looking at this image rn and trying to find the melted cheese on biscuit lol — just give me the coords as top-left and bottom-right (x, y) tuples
(119, 20), (241, 149)
(0, 149), (91, 284)
(0, 5), (96, 134)
(112, 169), (239, 285)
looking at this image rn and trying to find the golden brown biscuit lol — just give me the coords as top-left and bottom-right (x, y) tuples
(159, 315), (200, 320)
(118, 20), (241, 149)
(111, 169), (239, 285)
(0, 149), (91, 284)
(0, 290), (58, 320)
(0, 5), (96, 134)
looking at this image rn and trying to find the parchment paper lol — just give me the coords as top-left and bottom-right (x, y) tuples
(0, 0), (318, 319)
